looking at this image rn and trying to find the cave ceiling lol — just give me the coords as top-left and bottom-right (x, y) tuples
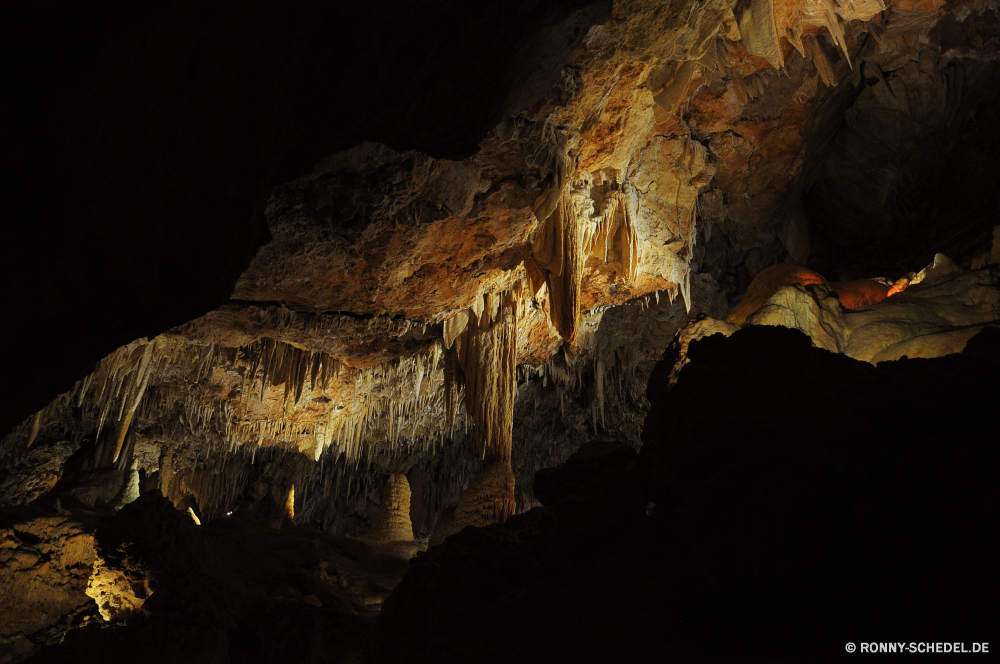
(3, 0), (1000, 533)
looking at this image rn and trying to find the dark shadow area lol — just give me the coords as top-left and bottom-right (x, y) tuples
(378, 325), (999, 662)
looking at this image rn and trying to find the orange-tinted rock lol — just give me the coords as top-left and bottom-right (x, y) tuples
(829, 279), (891, 308)
(724, 264), (827, 326)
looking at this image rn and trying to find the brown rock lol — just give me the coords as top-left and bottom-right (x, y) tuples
(0, 518), (95, 637)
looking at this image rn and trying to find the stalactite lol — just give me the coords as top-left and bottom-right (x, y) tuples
(111, 342), (155, 464)
(432, 290), (520, 543)
(738, 0), (784, 70)
(806, 35), (837, 87)
(680, 268), (692, 314)
(452, 291), (519, 463)
(581, 188), (640, 287)
(533, 191), (583, 343)
(803, 0), (852, 66)
(2, 306), (472, 521)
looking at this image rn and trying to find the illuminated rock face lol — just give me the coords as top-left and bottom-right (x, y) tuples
(0, 518), (96, 637)
(3, 1), (1000, 656)
(86, 554), (152, 622)
(5, 0), (1000, 519)
(724, 264), (828, 326)
(677, 255), (1000, 377)
(744, 263), (1000, 363)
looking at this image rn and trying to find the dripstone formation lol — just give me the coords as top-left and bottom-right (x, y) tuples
(2, 1), (998, 662)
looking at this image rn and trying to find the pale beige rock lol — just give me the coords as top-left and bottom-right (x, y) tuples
(4, 0), (983, 547)
(842, 268), (1000, 362)
(739, 0), (784, 69)
(909, 253), (960, 286)
(837, 0), (887, 22)
(740, 265), (1000, 363)
(746, 283), (845, 353)
(725, 264), (829, 326)
(86, 553), (152, 622)
(366, 474), (414, 543)
(112, 460), (140, 511)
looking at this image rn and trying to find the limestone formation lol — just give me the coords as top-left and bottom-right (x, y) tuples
(828, 278), (891, 308)
(0, 518), (96, 637)
(3, 0), (1000, 656)
(452, 460), (517, 531)
(726, 259), (1000, 364)
(112, 460), (141, 511)
(438, 291), (521, 539)
(8, 0), (970, 534)
(366, 474), (414, 543)
(85, 554), (152, 622)
(533, 191), (585, 344)
(724, 264), (828, 326)
(282, 484), (295, 527)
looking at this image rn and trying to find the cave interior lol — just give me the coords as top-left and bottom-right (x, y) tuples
(2, 1), (998, 662)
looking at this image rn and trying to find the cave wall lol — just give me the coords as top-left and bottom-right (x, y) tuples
(2, 0), (999, 578)
(1, 1), (999, 661)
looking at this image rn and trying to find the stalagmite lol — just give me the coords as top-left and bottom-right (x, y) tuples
(112, 459), (140, 511)
(283, 484), (295, 527)
(365, 474), (414, 543)
(452, 459), (515, 531)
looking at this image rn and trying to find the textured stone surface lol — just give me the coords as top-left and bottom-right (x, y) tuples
(0, 517), (95, 638)
(746, 264), (1000, 362)
(365, 474), (414, 544)
(3, 2), (1000, 656)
